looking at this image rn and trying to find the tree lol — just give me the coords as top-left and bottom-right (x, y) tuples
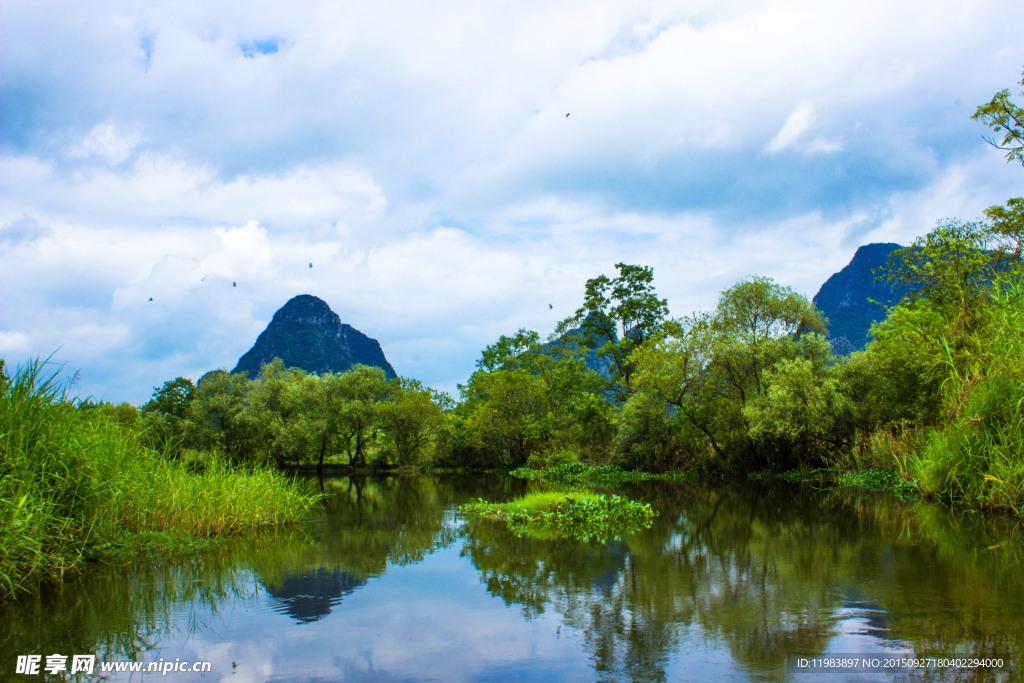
(884, 219), (993, 334)
(336, 365), (389, 469)
(141, 377), (196, 420)
(460, 368), (548, 468)
(972, 66), (1024, 167)
(629, 276), (835, 471)
(555, 263), (669, 399)
(378, 378), (444, 467)
(983, 197), (1024, 266)
(186, 370), (260, 463)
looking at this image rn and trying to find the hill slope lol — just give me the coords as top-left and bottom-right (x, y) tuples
(812, 243), (907, 353)
(232, 295), (397, 379)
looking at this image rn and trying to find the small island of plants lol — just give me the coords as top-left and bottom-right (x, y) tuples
(460, 490), (655, 542)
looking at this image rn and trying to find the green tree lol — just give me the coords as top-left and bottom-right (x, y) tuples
(185, 370), (259, 463)
(629, 276), (834, 471)
(555, 263), (669, 399)
(336, 365), (389, 469)
(460, 369), (548, 468)
(885, 219), (994, 333)
(141, 377), (196, 420)
(378, 378), (444, 467)
(983, 197), (1024, 266)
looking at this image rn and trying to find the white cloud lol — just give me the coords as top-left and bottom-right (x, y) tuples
(67, 122), (142, 164)
(766, 101), (815, 153)
(0, 331), (32, 356)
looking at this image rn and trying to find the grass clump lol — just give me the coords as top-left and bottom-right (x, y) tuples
(908, 278), (1024, 513)
(0, 359), (320, 597)
(461, 489), (655, 542)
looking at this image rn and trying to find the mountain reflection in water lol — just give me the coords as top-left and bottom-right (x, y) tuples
(263, 568), (367, 623)
(1, 474), (1021, 682)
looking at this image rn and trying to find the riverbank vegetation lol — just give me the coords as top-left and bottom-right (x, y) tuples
(64, 191), (1024, 515)
(0, 359), (319, 598)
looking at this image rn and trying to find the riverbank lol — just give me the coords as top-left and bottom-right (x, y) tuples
(0, 360), (321, 598)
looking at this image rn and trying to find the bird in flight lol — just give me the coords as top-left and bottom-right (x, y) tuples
(309, 263), (313, 268)
(565, 113), (570, 118)
(549, 304), (553, 309)
(201, 275), (208, 282)
(149, 297), (153, 302)
(233, 282), (236, 287)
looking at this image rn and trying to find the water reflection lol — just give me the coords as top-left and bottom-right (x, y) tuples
(263, 568), (367, 623)
(1, 475), (1020, 682)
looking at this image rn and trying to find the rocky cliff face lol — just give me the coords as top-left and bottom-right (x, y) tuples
(812, 242), (907, 353)
(232, 295), (397, 378)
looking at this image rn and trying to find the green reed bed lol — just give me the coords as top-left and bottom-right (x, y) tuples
(911, 278), (1024, 514)
(461, 490), (656, 542)
(0, 359), (320, 597)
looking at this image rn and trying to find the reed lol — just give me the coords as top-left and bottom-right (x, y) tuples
(911, 276), (1024, 513)
(0, 359), (320, 597)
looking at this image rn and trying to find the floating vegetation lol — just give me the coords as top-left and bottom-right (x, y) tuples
(834, 468), (920, 500)
(460, 490), (656, 542)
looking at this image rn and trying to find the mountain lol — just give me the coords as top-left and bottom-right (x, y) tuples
(232, 295), (397, 379)
(812, 242), (907, 354)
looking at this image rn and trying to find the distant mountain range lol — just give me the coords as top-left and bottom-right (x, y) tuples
(812, 242), (907, 353)
(232, 295), (397, 379)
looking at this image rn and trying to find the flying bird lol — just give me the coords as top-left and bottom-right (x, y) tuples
(549, 304), (553, 309)
(309, 263), (313, 268)
(566, 113), (570, 118)
(233, 282), (236, 287)
(149, 298), (153, 302)
(202, 275), (208, 281)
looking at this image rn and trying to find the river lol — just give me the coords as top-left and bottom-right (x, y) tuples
(4, 475), (1021, 682)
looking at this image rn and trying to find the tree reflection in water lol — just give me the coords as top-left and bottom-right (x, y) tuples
(460, 480), (1022, 682)
(1, 475), (1020, 683)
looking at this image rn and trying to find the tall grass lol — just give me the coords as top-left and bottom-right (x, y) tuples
(0, 359), (320, 597)
(911, 276), (1024, 513)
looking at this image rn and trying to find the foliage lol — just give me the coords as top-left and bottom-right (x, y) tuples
(983, 196), (1024, 266)
(512, 461), (658, 484)
(461, 490), (655, 542)
(554, 263), (669, 399)
(907, 276), (1024, 512)
(629, 276), (835, 472)
(972, 66), (1024, 166)
(377, 377), (445, 467)
(0, 358), (318, 597)
(833, 468), (920, 500)
(884, 218), (994, 333)
(446, 328), (614, 469)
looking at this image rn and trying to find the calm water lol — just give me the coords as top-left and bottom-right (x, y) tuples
(4, 475), (1022, 682)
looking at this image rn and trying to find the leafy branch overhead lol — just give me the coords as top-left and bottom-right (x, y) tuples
(972, 66), (1024, 166)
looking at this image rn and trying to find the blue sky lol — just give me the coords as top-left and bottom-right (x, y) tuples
(1, 0), (1022, 403)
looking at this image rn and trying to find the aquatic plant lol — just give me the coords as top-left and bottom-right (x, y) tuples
(461, 490), (655, 541)
(833, 468), (920, 500)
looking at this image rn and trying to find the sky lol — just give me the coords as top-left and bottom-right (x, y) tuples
(1, 0), (1022, 404)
